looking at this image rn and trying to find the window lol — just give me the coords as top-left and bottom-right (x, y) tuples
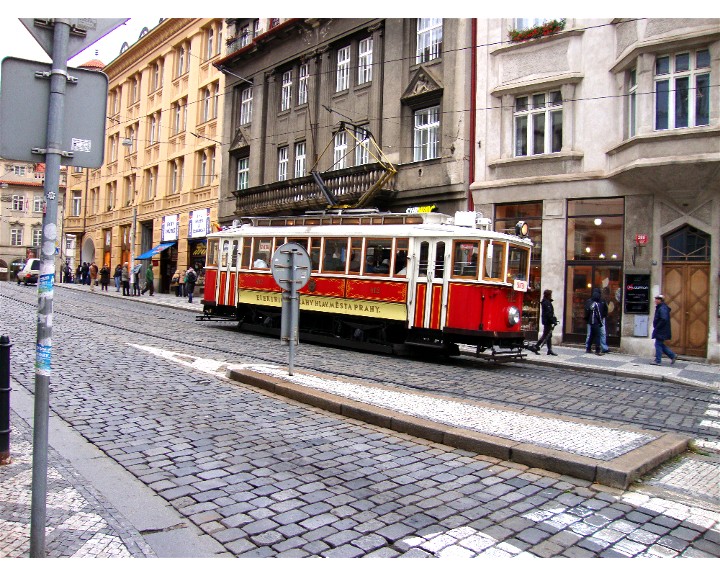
(72, 191), (82, 216)
(322, 238), (349, 273)
(148, 113), (159, 145)
(358, 37), (373, 84)
(109, 134), (118, 162)
(281, 70), (293, 111)
(12, 165), (26, 176)
(514, 91), (563, 156)
(11, 228), (23, 246)
(240, 87), (253, 124)
(452, 241), (479, 279)
(482, 241), (506, 282)
(151, 61), (162, 91)
(12, 195), (25, 211)
(32, 228), (42, 246)
(355, 126), (370, 165)
(236, 157), (249, 190)
(125, 125), (137, 153)
(172, 100), (184, 134)
(203, 87), (212, 122)
(655, 49), (710, 130)
(514, 18), (558, 30)
(239, 26), (251, 47)
(333, 131), (347, 170)
(144, 167), (157, 200)
(206, 28), (214, 60)
(416, 18), (442, 64)
(628, 69), (637, 138)
(33, 195), (43, 213)
(336, 46), (350, 92)
(278, 146), (288, 181)
(130, 76), (139, 103)
(413, 105), (440, 161)
(294, 142), (306, 177)
(298, 63), (309, 105)
(170, 158), (183, 194)
(176, 45), (187, 77)
(199, 149), (214, 187)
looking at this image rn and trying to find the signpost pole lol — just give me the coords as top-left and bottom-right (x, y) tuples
(29, 19), (70, 558)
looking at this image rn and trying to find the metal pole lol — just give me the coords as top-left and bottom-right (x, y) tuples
(288, 250), (297, 376)
(130, 206), (137, 294)
(30, 19), (70, 558)
(0, 335), (12, 465)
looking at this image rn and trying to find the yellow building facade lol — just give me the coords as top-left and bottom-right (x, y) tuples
(64, 18), (225, 293)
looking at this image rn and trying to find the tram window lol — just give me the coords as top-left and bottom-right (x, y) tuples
(286, 238), (308, 251)
(220, 240), (230, 267)
(348, 238), (363, 274)
(241, 238), (251, 269)
(207, 239), (219, 267)
(231, 240), (239, 268)
(308, 238), (321, 272)
(252, 237), (272, 269)
(365, 238), (392, 276)
(483, 241), (506, 282)
(507, 246), (529, 284)
(435, 242), (445, 278)
(322, 237), (348, 272)
(418, 242), (429, 277)
(452, 240), (479, 278)
(394, 238), (409, 276)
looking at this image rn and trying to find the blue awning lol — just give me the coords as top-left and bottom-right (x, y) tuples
(135, 242), (175, 260)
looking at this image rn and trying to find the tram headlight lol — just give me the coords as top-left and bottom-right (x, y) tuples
(507, 306), (520, 326)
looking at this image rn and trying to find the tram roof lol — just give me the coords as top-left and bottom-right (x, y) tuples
(208, 211), (532, 246)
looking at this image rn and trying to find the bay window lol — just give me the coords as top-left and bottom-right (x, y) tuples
(655, 49), (710, 130)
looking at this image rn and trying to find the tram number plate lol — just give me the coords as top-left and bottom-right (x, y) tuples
(513, 279), (528, 292)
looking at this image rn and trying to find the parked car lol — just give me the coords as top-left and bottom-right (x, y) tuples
(17, 258), (40, 285)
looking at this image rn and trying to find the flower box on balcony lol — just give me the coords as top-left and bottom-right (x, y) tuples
(509, 19), (566, 43)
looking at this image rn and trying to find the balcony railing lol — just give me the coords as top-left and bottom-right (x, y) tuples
(233, 163), (396, 216)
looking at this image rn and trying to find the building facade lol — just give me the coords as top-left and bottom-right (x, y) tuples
(0, 159), (67, 281)
(215, 18), (472, 224)
(471, 18), (720, 361)
(64, 18), (226, 292)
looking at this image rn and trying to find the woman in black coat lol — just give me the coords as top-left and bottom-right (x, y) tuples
(533, 289), (558, 356)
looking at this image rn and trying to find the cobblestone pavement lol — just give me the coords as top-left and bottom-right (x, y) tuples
(1, 282), (719, 558)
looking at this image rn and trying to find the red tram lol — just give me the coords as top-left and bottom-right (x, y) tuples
(199, 209), (533, 360)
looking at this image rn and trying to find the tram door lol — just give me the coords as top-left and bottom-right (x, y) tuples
(412, 240), (446, 330)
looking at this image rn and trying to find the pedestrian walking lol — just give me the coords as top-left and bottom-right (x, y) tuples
(141, 265), (155, 296)
(76, 263), (82, 284)
(132, 265), (141, 296)
(533, 289), (558, 356)
(89, 262), (99, 291)
(82, 262), (90, 285)
(114, 264), (122, 292)
(584, 288), (604, 355)
(585, 288), (610, 353)
(99, 264), (111, 291)
(170, 269), (183, 297)
(185, 267), (197, 303)
(121, 263), (130, 296)
(652, 294), (677, 365)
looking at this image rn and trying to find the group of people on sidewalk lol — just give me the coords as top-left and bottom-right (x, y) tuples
(531, 287), (677, 366)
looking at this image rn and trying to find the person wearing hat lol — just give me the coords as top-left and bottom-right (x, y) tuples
(652, 294), (677, 365)
(532, 288), (558, 356)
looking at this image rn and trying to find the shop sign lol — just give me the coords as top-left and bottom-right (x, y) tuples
(406, 205), (436, 214)
(624, 273), (650, 314)
(189, 208), (210, 238)
(192, 243), (207, 257)
(162, 214), (179, 242)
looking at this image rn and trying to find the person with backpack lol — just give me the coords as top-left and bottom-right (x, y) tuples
(532, 289), (558, 356)
(652, 294), (677, 366)
(185, 267), (197, 303)
(584, 288), (604, 355)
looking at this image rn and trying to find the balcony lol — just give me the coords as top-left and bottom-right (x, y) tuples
(232, 163), (396, 216)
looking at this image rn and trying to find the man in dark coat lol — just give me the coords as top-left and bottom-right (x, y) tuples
(533, 289), (558, 355)
(584, 288), (604, 355)
(652, 294), (677, 365)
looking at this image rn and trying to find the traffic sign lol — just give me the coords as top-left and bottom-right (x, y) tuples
(271, 243), (311, 290)
(19, 18), (128, 60)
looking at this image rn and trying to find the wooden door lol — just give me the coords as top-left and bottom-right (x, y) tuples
(662, 263), (709, 357)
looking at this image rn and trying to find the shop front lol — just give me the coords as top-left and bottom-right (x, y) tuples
(188, 208), (211, 290)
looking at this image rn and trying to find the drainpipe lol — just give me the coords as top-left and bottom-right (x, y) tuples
(468, 18), (477, 212)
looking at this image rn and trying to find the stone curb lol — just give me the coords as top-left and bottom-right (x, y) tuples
(226, 367), (690, 490)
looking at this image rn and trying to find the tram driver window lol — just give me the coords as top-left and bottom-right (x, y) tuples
(452, 241), (479, 278)
(207, 239), (219, 267)
(507, 246), (529, 284)
(221, 240), (230, 267)
(394, 238), (409, 276)
(241, 238), (251, 269)
(482, 241), (506, 282)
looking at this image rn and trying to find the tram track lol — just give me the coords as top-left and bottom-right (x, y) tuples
(2, 287), (717, 442)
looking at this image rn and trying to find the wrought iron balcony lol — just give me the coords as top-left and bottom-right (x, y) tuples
(233, 163), (396, 216)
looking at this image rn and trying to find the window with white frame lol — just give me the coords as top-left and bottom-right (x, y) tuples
(655, 49), (710, 130)
(72, 191), (82, 216)
(130, 75), (139, 103)
(170, 158), (183, 194)
(514, 18), (558, 30)
(358, 37), (373, 84)
(210, 147), (216, 179)
(298, 63), (309, 105)
(12, 165), (26, 176)
(628, 69), (637, 138)
(145, 167), (157, 200)
(355, 126), (371, 165)
(278, 146), (289, 181)
(11, 228), (23, 246)
(413, 105), (440, 161)
(200, 151), (208, 187)
(333, 131), (348, 169)
(294, 142), (306, 177)
(126, 125), (137, 153)
(151, 61), (162, 91)
(33, 195), (43, 212)
(336, 46), (350, 92)
(281, 70), (293, 111)
(123, 175), (133, 205)
(203, 87), (212, 122)
(240, 87), (253, 124)
(32, 228), (42, 246)
(173, 100), (183, 134)
(12, 195), (25, 211)
(240, 25), (251, 47)
(176, 45), (187, 77)
(416, 19), (442, 64)
(236, 157), (249, 190)
(149, 113), (159, 145)
(109, 134), (118, 161)
(206, 28), (214, 60)
(514, 91), (563, 156)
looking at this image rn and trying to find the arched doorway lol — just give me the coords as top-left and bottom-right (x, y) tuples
(81, 237), (96, 265)
(661, 225), (710, 357)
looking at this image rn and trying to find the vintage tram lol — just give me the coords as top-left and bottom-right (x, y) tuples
(199, 209), (532, 360)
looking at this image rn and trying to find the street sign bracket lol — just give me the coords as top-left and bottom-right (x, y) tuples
(31, 147), (74, 158)
(34, 70), (78, 83)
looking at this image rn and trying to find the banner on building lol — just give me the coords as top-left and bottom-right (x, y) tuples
(162, 214), (179, 242)
(189, 208), (211, 239)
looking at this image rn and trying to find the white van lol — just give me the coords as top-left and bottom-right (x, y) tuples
(17, 258), (40, 285)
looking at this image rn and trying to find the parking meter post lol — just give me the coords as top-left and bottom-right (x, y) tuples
(0, 335), (12, 465)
